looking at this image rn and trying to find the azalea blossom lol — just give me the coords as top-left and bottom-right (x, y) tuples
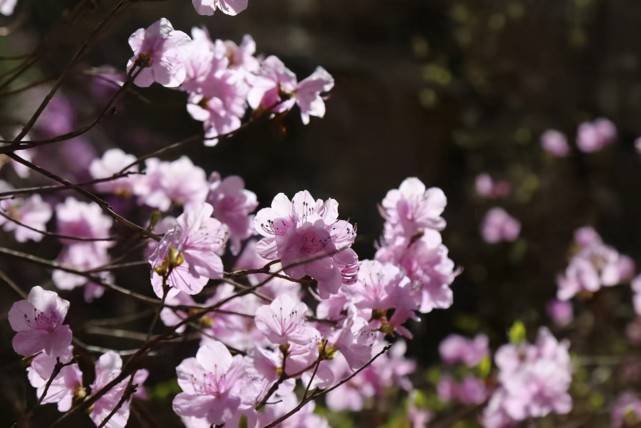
(611, 391), (641, 427)
(557, 227), (634, 300)
(186, 69), (247, 141)
(254, 295), (317, 346)
(439, 334), (489, 367)
(540, 129), (570, 157)
(207, 172), (257, 254)
(8, 286), (72, 357)
(480, 207), (521, 244)
(134, 156), (208, 210)
(53, 243), (111, 302)
(380, 177), (447, 242)
(376, 232), (457, 313)
(437, 375), (488, 405)
(192, 0), (248, 16)
(27, 351), (83, 412)
(347, 260), (419, 338)
(546, 299), (574, 327)
(89, 148), (139, 195)
(576, 117), (617, 153)
(127, 18), (191, 88)
(325, 341), (415, 412)
(148, 203), (227, 297)
(255, 190), (358, 297)
(475, 173), (512, 199)
(173, 341), (245, 426)
(0, 182), (52, 242)
(0, 0), (17, 16)
(89, 351), (149, 428)
(482, 328), (572, 426)
(248, 57), (334, 124)
(55, 197), (113, 246)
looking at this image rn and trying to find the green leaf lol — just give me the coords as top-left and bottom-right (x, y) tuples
(508, 321), (526, 344)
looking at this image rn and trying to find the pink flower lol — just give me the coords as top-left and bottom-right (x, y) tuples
(255, 190), (358, 298)
(89, 149), (138, 195)
(635, 137), (641, 154)
(347, 260), (419, 338)
(483, 328), (572, 425)
(576, 117), (617, 153)
(0, 0), (17, 16)
(173, 341), (245, 426)
(437, 375), (488, 405)
(293, 66), (334, 125)
(540, 129), (570, 157)
(0, 184), (52, 242)
(557, 227), (634, 300)
(56, 197), (113, 246)
(218, 34), (259, 78)
(248, 56), (297, 112)
(180, 28), (223, 92)
(134, 156), (208, 210)
(127, 18), (191, 88)
(611, 391), (641, 427)
(380, 177), (447, 242)
(326, 316), (375, 369)
(53, 243), (111, 302)
(192, 0), (248, 16)
(474, 173), (512, 199)
(148, 203), (227, 297)
(439, 334), (489, 367)
(207, 172), (257, 254)
(90, 352), (148, 428)
(632, 275), (641, 316)
(376, 232), (457, 313)
(546, 299), (573, 327)
(254, 295), (317, 346)
(27, 351), (83, 412)
(325, 341), (415, 411)
(8, 286), (72, 357)
(248, 57), (334, 124)
(480, 207), (521, 244)
(186, 69), (247, 141)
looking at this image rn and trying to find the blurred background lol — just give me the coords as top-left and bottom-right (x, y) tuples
(2, 0), (641, 425)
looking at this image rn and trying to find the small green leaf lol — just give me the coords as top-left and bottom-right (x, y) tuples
(508, 321), (526, 344)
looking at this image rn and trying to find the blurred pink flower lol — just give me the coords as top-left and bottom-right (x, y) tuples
(480, 207), (520, 244)
(475, 173), (512, 199)
(540, 129), (570, 157)
(546, 299), (573, 327)
(89, 149), (138, 195)
(483, 328), (572, 426)
(134, 156), (208, 210)
(576, 117), (617, 153)
(439, 334), (489, 367)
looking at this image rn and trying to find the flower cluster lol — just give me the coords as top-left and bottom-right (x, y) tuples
(539, 117), (617, 156)
(436, 334), (490, 406)
(375, 177), (458, 313)
(482, 328), (573, 427)
(126, 18), (334, 141)
(557, 227), (634, 300)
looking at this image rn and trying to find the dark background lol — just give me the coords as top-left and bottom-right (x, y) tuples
(2, 0), (641, 425)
